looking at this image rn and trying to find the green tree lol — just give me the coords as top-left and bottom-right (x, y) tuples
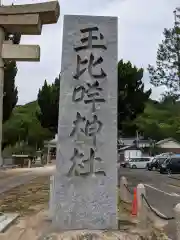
(148, 8), (180, 94)
(37, 74), (60, 134)
(118, 60), (151, 136)
(3, 32), (20, 123)
(135, 102), (171, 140)
(135, 99), (180, 141)
(38, 61), (151, 137)
(2, 101), (53, 151)
(2, 113), (29, 150)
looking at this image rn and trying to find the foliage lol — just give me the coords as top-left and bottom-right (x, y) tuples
(148, 8), (180, 94)
(135, 98), (180, 141)
(37, 75), (60, 134)
(2, 101), (53, 152)
(118, 60), (151, 136)
(37, 62), (152, 137)
(11, 145), (36, 155)
(4, 58), (180, 151)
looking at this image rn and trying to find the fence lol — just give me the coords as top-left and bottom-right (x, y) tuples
(119, 176), (180, 239)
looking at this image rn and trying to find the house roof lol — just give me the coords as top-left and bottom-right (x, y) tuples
(119, 145), (133, 151)
(119, 145), (141, 152)
(118, 137), (140, 146)
(156, 138), (180, 145)
(44, 134), (58, 147)
(48, 134), (58, 144)
(139, 139), (151, 143)
(118, 137), (151, 147)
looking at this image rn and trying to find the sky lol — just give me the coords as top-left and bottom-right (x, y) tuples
(2, 0), (180, 104)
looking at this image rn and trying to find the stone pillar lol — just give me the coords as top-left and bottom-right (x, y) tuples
(174, 203), (180, 240)
(49, 175), (55, 219)
(137, 183), (148, 229)
(28, 159), (31, 168)
(53, 15), (118, 230)
(120, 176), (131, 203)
(0, 27), (4, 167)
(47, 145), (50, 164)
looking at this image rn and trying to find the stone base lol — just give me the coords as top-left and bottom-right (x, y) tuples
(52, 173), (117, 230)
(38, 230), (141, 240)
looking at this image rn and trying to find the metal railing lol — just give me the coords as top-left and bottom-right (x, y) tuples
(124, 183), (133, 195)
(141, 193), (174, 221)
(120, 177), (175, 221)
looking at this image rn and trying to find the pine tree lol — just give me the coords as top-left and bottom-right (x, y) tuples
(118, 60), (151, 136)
(148, 8), (180, 94)
(3, 32), (20, 123)
(37, 74), (60, 134)
(2, 33), (20, 152)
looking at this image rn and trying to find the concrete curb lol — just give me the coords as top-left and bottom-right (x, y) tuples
(0, 213), (19, 233)
(168, 176), (180, 181)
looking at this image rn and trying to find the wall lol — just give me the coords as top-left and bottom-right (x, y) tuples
(157, 148), (180, 154)
(124, 150), (142, 161)
(3, 158), (13, 165)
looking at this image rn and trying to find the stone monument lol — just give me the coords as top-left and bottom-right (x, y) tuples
(53, 15), (118, 230)
(0, 1), (60, 166)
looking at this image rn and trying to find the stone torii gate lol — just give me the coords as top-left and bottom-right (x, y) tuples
(0, 1), (60, 166)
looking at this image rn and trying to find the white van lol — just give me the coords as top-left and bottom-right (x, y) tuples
(127, 157), (152, 169)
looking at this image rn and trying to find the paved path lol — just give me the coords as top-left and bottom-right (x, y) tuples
(119, 168), (180, 240)
(0, 166), (55, 198)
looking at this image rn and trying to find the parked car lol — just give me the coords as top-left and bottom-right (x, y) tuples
(127, 157), (152, 169)
(160, 155), (180, 174)
(147, 156), (167, 171)
(120, 161), (128, 168)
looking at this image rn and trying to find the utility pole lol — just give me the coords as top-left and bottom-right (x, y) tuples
(0, 0), (4, 166)
(135, 130), (139, 148)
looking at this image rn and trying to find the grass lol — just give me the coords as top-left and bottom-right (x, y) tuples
(0, 176), (49, 216)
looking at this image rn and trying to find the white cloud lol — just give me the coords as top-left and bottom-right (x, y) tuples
(2, 0), (180, 104)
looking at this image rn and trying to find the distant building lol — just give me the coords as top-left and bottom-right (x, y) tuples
(44, 134), (58, 162)
(156, 138), (180, 154)
(118, 145), (142, 162)
(118, 137), (152, 162)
